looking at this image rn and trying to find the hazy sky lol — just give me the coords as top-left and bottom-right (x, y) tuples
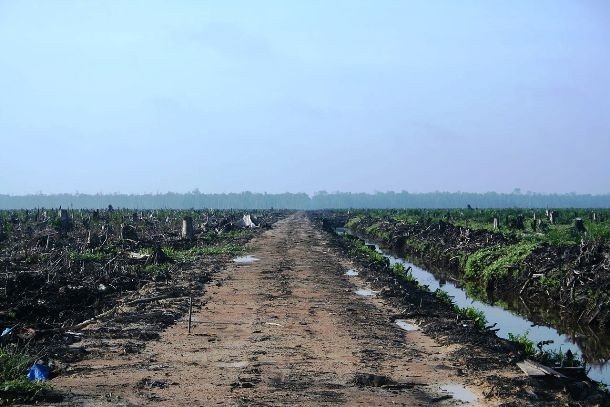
(1, 1), (609, 195)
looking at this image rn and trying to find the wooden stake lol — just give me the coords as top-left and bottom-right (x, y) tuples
(188, 296), (193, 334)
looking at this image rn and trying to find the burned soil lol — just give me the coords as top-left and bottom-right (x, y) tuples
(0, 208), (282, 404)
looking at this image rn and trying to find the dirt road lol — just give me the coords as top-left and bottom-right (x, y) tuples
(55, 213), (517, 405)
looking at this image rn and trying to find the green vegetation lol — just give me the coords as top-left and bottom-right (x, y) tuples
(390, 263), (418, 285)
(435, 289), (454, 306)
(344, 208), (610, 328)
(456, 306), (488, 330)
(508, 332), (537, 356)
(68, 248), (115, 263)
(0, 346), (47, 404)
(346, 208), (610, 245)
(159, 244), (244, 262)
(3, 191), (610, 210)
(464, 241), (538, 287)
(507, 331), (582, 368)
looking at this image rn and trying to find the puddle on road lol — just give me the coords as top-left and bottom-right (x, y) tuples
(395, 319), (419, 331)
(344, 269), (359, 276)
(355, 288), (378, 297)
(233, 255), (259, 263)
(439, 384), (478, 403)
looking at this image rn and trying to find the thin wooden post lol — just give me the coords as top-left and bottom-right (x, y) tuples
(188, 296), (193, 334)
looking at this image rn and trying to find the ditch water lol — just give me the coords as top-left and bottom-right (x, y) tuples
(340, 229), (610, 385)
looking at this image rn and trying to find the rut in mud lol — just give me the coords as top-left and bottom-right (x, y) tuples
(54, 213), (569, 405)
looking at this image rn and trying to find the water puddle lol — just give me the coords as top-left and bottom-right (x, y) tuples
(395, 319), (419, 331)
(233, 255), (259, 263)
(439, 384), (478, 403)
(355, 288), (378, 297)
(345, 269), (359, 276)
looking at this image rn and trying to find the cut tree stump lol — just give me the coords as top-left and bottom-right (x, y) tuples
(182, 216), (194, 240)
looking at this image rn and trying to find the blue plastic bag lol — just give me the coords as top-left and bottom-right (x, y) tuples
(26, 362), (49, 382)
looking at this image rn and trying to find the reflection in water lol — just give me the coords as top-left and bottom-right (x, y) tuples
(343, 230), (610, 384)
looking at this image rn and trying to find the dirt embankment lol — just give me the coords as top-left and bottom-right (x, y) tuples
(343, 215), (610, 328)
(48, 213), (603, 405)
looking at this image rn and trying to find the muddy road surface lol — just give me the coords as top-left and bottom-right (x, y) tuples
(54, 213), (524, 406)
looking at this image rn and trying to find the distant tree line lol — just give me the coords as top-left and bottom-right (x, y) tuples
(1, 191), (610, 209)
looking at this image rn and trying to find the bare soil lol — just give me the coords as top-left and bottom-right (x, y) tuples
(52, 213), (560, 406)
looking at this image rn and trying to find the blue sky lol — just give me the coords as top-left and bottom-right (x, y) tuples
(1, 1), (609, 194)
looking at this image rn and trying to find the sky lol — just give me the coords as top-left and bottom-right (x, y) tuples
(1, 0), (609, 195)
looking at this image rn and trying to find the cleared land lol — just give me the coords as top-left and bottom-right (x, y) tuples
(53, 213), (528, 406)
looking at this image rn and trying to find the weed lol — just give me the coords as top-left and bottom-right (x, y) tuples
(162, 244), (244, 262)
(0, 346), (47, 403)
(391, 263), (418, 285)
(68, 249), (113, 263)
(508, 331), (536, 356)
(456, 306), (487, 330)
(435, 289), (454, 306)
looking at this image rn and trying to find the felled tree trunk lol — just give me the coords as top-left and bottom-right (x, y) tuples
(182, 216), (194, 240)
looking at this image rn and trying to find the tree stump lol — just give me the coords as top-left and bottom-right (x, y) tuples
(574, 218), (585, 233)
(120, 223), (138, 240)
(516, 214), (525, 229)
(58, 209), (70, 234)
(87, 231), (99, 247)
(182, 216), (194, 240)
(493, 218), (499, 230)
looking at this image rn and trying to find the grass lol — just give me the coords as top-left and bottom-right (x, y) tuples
(68, 249), (114, 263)
(456, 306), (487, 330)
(464, 241), (538, 287)
(162, 244), (244, 261)
(507, 331), (582, 368)
(0, 346), (47, 404)
(435, 289), (454, 306)
(508, 331), (536, 356)
(390, 263), (418, 286)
